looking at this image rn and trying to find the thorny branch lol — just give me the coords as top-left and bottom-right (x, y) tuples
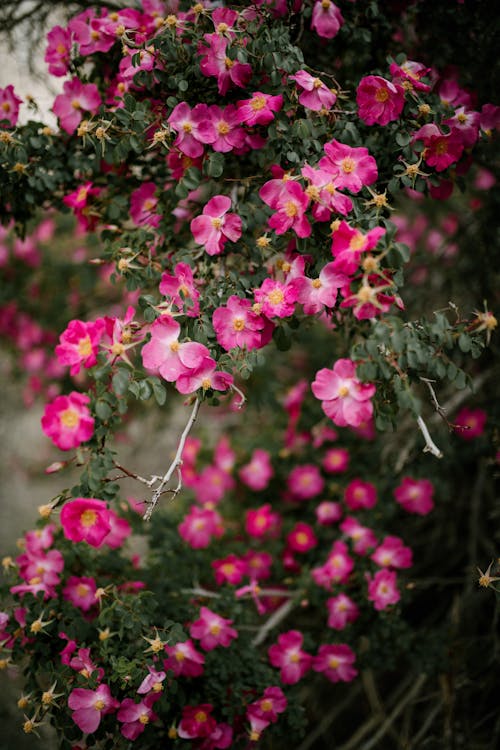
(416, 415), (443, 459)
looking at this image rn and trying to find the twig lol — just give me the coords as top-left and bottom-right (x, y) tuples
(181, 587), (221, 599)
(416, 416), (443, 458)
(358, 674), (427, 750)
(251, 599), (294, 647)
(143, 398), (200, 521)
(420, 377), (449, 425)
(297, 685), (363, 750)
(112, 462), (162, 487)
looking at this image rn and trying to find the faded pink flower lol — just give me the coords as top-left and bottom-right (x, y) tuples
(326, 594), (360, 630)
(141, 314), (210, 383)
(163, 639), (205, 678)
(313, 644), (358, 682)
(60, 498), (111, 547)
(311, 0), (344, 39)
(322, 447), (349, 473)
(367, 569), (400, 610)
(117, 696), (159, 740)
(371, 536), (413, 569)
(191, 195), (242, 256)
(63, 575), (98, 611)
(312, 358), (376, 428)
(315, 500), (343, 525)
(393, 477), (434, 515)
(0, 85), (22, 128)
(311, 540), (354, 589)
(340, 516), (377, 555)
(239, 449), (274, 491)
(41, 392), (95, 451)
(130, 182), (161, 228)
(137, 666), (166, 695)
(287, 464), (325, 501)
(178, 506), (224, 549)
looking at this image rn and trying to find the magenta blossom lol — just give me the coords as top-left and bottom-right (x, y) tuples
(55, 318), (104, 375)
(356, 75), (405, 126)
(41, 392), (95, 451)
(141, 314), (210, 383)
(178, 505), (224, 549)
(311, 0), (344, 39)
(287, 464), (325, 501)
(199, 34), (252, 95)
(0, 85), (23, 128)
(344, 479), (378, 510)
(63, 575), (98, 611)
(52, 77), (101, 134)
(160, 262), (200, 317)
(393, 476), (434, 515)
(412, 123), (464, 172)
(290, 70), (337, 111)
(326, 594), (360, 630)
(45, 25), (71, 76)
(168, 102), (216, 157)
(312, 358), (376, 428)
(189, 606), (238, 651)
(367, 569), (401, 610)
(371, 536), (413, 569)
(245, 504), (281, 539)
(130, 182), (161, 228)
(237, 92), (283, 126)
(254, 278), (299, 318)
(163, 639), (205, 678)
(117, 696), (159, 740)
(319, 139), (378, 193)
(454, 407), (487, 440)
(268, 630), (312, 685)
(312, 644), (358, 682)
(191, 195), (242, 256)
(287, 522), (318, 553)
(68, 684), (119, 734)
(212, 554), (247, 586)
(213, 295), (273, 352)
(60, 498), (111, 547)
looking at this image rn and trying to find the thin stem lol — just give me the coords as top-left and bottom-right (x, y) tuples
(251, 599), (294, 647)
(416, 416), (443, 458)
(143, 398), (200, 521)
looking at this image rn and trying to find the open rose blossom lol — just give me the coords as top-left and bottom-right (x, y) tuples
(312, 359), (375, 428)
(68, 684), (119, 734)
(60, 498), (112, 547)
(41, 392), (95, 450)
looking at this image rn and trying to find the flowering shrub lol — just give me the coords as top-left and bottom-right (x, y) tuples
(0, 1), (498, 748)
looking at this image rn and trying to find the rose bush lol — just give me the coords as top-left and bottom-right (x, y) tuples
(0, 1), (498, 748)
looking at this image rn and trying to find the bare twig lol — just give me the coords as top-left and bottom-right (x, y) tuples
(143, 398), (200, 521)
(251, 599), (295, 647)
(417, 416), (443, 458)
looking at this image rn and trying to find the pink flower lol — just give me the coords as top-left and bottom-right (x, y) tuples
(102, 510), (131, 549)
(356, 76), (405, 126)
(68, 646), (103, 680)
(315, 500), (343, 525)
(389, 60), (431, 93)
(245, 504), (281, 539)
(130, 182), (161, 228)
(63, 575), (98, 611)
(0, 85), (22, 128)
(371, 536), (413, 569)
(319, 139), (378, 193)
(312, 358), (376, 428)
(244, 550), (273, 581)
(117, 696), (158, 740)
(326, 594), (360, 630)
(60, 498), (111, 547)
(237, 92), (283, 126)
(311, 540), (354, 588)
(393, 477), (434, 515)
(313, 644), (358, 682)
(340, 516), (377, 555)
(322, 447), (349, 473)
(247, 686), (287, 724)
(199, 34), (252, 95)
(68, 684), (119, 734)
(268, 630), (312, 685)
(63, 181), (102, 231)
(294, 262), (347, 315)
(454, 407), (487, 440)
(55, 318), (104, 375)
(163, 639), (205, 677)
(344, 479), (378, 510)
(367, 569), (400, 610)
(412, 124), (464, 172)
(52, 77), (101, 134)
(310, 0), (344, 39)
(176, 357), (233, 395)
(41, 392), (95, 451)
(141, 314), (209, 382)
(137, 666), (166, 695)
(287, 464), (325, 501)
(212, 554), (247, 586)
(193, 464), (234, 505)
(189, 606), (238, 651)
(264, 181), (311, 238)
(178, 506), (224, 549)
(239, 449), (274, 491)
(178, 704), (216, 739)
(45, 25), (71, 76)
(254, 278), (299, 318)
(331, 221), (385, 275)
(301, 165), (353, 221)
(290, 70), (336, 111)
(167, 102), (216, 158)
(213, 295), (274, 352)
(191, 195), (242, 256)
(287, 522), (318, 553)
